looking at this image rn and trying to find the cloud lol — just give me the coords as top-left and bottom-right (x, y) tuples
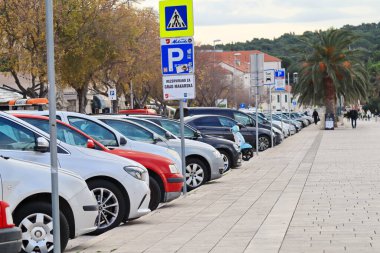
(140, 0), (380, 26)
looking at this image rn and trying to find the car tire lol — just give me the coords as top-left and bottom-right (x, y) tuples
(14, 201), (70, 253)
(218, 149), (231, 173)
(87, 179), (126, 235)
(258, 135), (270, 151)
(148, 176), (161, 211)
(186, 157), (209, 191)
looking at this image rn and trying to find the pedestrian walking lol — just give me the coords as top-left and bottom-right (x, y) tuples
(350, 108), (358, 128)
(367, 110), (371, 121)
(312, 109), (319, 125)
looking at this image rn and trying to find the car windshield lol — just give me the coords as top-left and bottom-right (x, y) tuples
(156, 119), (196, 138)
(128, 118), (172, 140)
(67, 116), (118, 146)
(100, 119), (155, 143)
(22, 118), (103, 150)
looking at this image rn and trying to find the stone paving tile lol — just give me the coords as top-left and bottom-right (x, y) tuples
(66, 121), (380, 253)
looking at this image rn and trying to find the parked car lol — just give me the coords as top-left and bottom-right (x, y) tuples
(93, 115), (225, 190)
(0, 156), (98, 253)
(126, 116), (242, 171)
(0, 112), (150, 235)
(175, 107), (282, 146)
(273, 113), (303, 132)
(0, 201), (21, 253)
(118, 108), (157, 115)
(14, 114), (183, 211)
(12, 111), (182, 172)
(184, 114), (277, 151)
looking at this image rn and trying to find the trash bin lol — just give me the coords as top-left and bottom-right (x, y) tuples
(325, 113), (334, 130)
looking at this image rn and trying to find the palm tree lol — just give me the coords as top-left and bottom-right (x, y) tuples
(293, 29), (369, 117)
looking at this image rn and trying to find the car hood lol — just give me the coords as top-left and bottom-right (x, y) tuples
(72, 145), (143, 167)
(201, 134), (235, 145)
(168, 138), (216, 151)
(107, 148), (173, 165)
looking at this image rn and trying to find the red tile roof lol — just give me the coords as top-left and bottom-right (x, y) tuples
(201, 50), (281, 73)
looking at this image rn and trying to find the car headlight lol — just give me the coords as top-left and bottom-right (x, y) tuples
(169, 164), (180, 174)
(233, 143), (239, 151)
(213, 150), (221, 157)
(124, 166), (147, 181)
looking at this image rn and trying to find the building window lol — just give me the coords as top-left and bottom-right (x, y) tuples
(285, 95), (288, 103)
(277, 95), (280, 103)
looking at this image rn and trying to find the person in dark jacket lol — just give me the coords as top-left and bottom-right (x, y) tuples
(350, 108), (358, 128)
(312, 109), (319, 125)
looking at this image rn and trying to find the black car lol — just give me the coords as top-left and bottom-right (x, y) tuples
(174, 107), (283, 145)
(183, 114), (276, 151)
(126, 117), (242, 171)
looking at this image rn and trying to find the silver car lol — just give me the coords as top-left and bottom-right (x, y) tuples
(94, 115), (225, 191)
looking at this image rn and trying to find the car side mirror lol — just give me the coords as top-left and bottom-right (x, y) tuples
(120, 137), (127, 145)
(87, 139), (95, 149)
(153, 134), (162, 143)
(165, 132), (172, 139)
(237, 123), (245, 129)
(195, 131), (202, 138)
(35, 137), (49, 153)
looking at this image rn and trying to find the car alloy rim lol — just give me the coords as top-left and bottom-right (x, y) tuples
(92, 188), (119, 229)
(19, 213), (54, 253)
(258, 137), (269, 151)
(186, 163), (205, 187)
(220, 154), (229, 173)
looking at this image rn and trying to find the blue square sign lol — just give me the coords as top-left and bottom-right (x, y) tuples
(165, 5), (188, 31)
(161, 37), (194, 75)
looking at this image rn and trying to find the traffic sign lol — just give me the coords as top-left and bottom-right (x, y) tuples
(275, 69), (286, 91)
(108, 88), (117, 100)
(263, 69), (275, 85)
(292, 100), (297, 106)
(159, 0), (194, 38)
(161, 37), (194, 75)
(163, 74), (195, 100)
(239, 103), (246, 109)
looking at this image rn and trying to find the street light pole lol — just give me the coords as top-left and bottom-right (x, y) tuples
(213, 39), (221, 64)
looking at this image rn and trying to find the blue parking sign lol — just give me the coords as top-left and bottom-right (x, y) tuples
(161, 37), (194, 75)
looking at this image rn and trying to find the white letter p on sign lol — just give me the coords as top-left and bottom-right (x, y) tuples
(168, 48), (184, 72)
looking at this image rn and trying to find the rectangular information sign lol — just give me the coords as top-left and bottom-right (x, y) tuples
(163, 74), (195, 100)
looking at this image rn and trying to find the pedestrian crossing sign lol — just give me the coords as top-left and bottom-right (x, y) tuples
(160, 0), (194, 37)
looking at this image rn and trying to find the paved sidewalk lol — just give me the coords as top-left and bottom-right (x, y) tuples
(66, 120), (380, 253)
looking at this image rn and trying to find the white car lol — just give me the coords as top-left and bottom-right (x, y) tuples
(0, 156), (98, 253)
(12, 111), (182, 171)
(0, 112), (150, 235)
(94, 115), (225, 190)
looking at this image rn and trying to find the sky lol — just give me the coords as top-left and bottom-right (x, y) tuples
(139, 0), (380, 45)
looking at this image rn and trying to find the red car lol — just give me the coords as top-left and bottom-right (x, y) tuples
(14, 114), (183, 211)
(0, 201), (21, 253)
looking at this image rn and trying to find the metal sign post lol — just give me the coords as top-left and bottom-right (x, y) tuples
(179, 100), (187, 195)
(288, 73), (291, 118)
(250, 53), (264, 155)
(269, 87), (273, 148)
(160, 0), (194, 195)
(45, 0), (60, 252)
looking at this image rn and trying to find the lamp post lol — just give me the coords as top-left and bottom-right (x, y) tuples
(233, 53), (241, 109)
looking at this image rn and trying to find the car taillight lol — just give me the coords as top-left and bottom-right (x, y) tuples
(0, 201), (15, 228)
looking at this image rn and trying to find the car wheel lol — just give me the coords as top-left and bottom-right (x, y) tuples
(148, 176), (161, 211)
(14, 201), (70, 253)
(186, 157), (209, 191)
(87, 179), (126, 235)
(218, 150), (231, 173)
(258, 135), (270, 151)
